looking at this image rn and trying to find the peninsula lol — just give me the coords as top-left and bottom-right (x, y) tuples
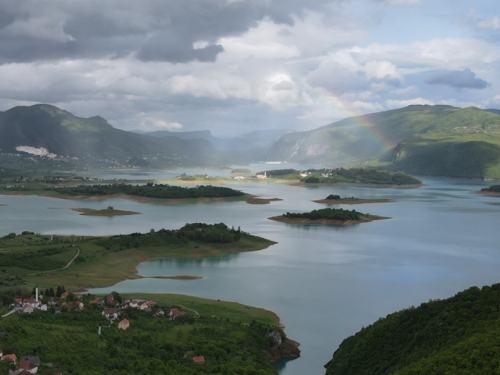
(269, 208), (389, 226)
(257, 168), (422, 187)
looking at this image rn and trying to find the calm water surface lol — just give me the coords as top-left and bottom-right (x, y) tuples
(1, 174), (499, 375)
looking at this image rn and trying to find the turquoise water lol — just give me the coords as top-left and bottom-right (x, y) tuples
(1, 176), (499, 374)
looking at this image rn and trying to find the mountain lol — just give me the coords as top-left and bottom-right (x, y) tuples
(0, 104), (220, 167)
(142, 128), (288, 163)
(325, 283), (500, 375)
(268, 105), (500, 179)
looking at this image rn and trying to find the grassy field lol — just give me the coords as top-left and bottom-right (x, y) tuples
(127, 293), (280, 326)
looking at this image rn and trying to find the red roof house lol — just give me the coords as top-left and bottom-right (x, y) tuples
(193, 356), (205, 364)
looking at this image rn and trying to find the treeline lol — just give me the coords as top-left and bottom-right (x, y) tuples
(325, 283), (500, 375)
(48, 183), (245, 199)
(0, 307), (283, 374)
(283, 208), (361, 221)
(96, 223), (244, 250)
(481, 185), (500, 192)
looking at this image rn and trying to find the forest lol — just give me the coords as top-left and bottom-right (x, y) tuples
(325, 283), (500, 375)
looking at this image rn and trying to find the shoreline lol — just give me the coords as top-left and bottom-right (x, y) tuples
(475, 190), (500, 197)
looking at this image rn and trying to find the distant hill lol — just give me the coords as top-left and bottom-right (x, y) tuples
(268, 105), (500, 179)
(325, 283), (500, 375)
(0, 104), (220, 167)
(143, 128), (287, 151)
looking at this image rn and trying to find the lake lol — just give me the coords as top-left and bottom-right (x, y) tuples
(1, 172), (499, 374)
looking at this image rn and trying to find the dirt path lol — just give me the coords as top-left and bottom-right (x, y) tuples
(26, 246), (80, 275)
(176, 304), (200, 318)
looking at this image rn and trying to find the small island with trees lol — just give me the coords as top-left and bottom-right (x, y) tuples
(478, 184), (500, 196)
(314, 194), (393, 205)
(71, 206), (141, 216)
(269, 208), (389, 226)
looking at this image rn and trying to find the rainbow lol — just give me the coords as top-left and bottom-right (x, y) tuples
(315, 89), (395, 154)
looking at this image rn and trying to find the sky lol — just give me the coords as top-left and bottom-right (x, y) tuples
(0, 0), (499, 136)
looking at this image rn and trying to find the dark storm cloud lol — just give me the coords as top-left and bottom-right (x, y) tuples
(425, 68), (489, 89)
(0, 0), (338, 64)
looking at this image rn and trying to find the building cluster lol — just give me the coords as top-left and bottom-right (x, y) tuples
(0, 351), (60, 375)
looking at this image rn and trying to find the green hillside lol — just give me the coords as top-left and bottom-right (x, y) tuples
(0, 104), (221, 168)
(269, 105), (500, 179)
(324, 283), (500, 375)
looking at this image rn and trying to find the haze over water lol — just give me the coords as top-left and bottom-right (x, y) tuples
(1, 169), (499, 374)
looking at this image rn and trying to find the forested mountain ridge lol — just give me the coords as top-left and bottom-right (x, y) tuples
(268, 105), (500, 179)
(325, 283), (500, 375)
(0, 104), (220, 167)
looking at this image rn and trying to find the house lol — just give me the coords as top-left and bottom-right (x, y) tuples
(118, 319), (129, 330)
(23, 299), (37, 307)
(2, 353), (17, 363)
(155, 309), (165, 317)
(74, 301), (84, 310)
(19, 357), (39, 374)
(192, 356), (205, 364)
(129, 300), (139, 308)
(14, 298), (22, 306)
(168, 308), (187, 320)
(22, 305), (34, 314)
(102, 309), (118, 320)
(60, 292), (69, 299)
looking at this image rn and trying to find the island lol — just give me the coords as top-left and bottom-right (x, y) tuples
(0, 182), (249, 204)
(314, 194), (392, 205)
(324, 283), (500, 375)
(269, 208), (389, 226)
(0, 225), (299, 374)
(71, 207), (141, 216)
(478, 184), (500, 196)
(246, 197), (283, 204)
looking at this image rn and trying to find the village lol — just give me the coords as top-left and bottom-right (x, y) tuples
(0, 287), (207, 374)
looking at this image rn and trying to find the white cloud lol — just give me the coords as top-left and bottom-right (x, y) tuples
(152, 120), (183, 131)
(477, 16), (500, 30)
(167, 74), (252, 100)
